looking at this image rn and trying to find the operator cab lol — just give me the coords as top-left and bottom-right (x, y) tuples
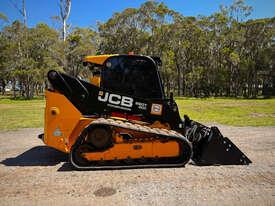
(83, 55), (165, 100)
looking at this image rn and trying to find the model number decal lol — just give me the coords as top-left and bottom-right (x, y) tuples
(98, 91), (133, 108)
(135, 102), (147, 110)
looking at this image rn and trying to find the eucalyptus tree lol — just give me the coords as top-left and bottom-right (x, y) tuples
(59, 0), (71, 41)
(65, 27), (97, 77)
(0, 0), (274, 98)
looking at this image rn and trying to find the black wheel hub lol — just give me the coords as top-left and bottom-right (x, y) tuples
(86, 126), (112, 149)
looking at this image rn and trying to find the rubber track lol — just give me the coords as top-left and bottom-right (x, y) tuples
(70, 118), (192, 170)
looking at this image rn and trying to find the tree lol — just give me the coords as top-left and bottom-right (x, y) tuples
(0, 0), (274, 99)
(65, 27), (97, 76)
(60, 0), (71, 41)
(0, 21), (61, 98)
(9, 0), (27, 26)
(0, 12), (9, 27)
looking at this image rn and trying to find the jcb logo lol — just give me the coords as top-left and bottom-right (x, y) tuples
(98, 91), (133, 108)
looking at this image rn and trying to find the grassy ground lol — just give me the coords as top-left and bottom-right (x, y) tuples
(0, 96), (275, 130)
(176, 97), (275, 126)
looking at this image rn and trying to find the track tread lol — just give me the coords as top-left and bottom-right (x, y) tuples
(70, 118), (192, 170)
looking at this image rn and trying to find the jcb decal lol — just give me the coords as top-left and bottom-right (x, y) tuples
(98, 91), (133, 108)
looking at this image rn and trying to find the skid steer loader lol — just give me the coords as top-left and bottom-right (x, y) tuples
(38, 54), (251, 170)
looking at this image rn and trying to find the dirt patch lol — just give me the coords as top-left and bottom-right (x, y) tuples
(0, 126), (274, 206)
(94, 187), (117, 197)
(0, 105), (15, 109)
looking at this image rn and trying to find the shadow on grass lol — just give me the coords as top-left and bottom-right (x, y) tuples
(1, 146), (67, 167)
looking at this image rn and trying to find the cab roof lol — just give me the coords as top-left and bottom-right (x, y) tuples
(83, 54), (118, 65)
(83, 54), (162, 67)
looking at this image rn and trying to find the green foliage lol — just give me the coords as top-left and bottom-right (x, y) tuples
(0, 21), (62, 98)
(65, 27), (97, 76)
(97, 1), (274, 98)
(0, 12), (8, 22)
(0, 21), (97, 98)
(0, 1), (274, 99)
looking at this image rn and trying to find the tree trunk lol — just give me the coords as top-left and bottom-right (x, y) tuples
(1, 79), (6, 95)
(62, 19), (66, 41)
(12, 79), (17, 99)
(176, 63), (181, 96)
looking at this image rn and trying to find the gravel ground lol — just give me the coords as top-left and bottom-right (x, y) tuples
(0, 126), (274, 206)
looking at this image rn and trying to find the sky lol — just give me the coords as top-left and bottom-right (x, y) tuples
(0, 0), (274, 28)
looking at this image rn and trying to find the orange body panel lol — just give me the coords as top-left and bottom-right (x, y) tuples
(90, 75), (101, 87)
(44, 90), (82, 153)
(67, 118), (94, 148)
(44, 90), (181, 161)
(83, 141), (179, 161)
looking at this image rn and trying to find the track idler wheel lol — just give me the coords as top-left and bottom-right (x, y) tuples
(71, 144), (91, 167)
(86, 126), (113, 150)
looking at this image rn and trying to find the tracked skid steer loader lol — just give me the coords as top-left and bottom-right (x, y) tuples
(38, 54), (251, 170)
